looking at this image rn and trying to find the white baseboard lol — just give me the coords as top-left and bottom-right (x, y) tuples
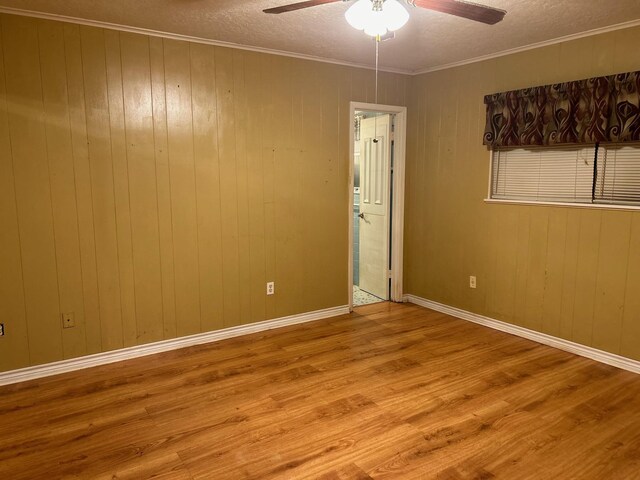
(404, 294), (640, 375)
(0, 305), (350, 386)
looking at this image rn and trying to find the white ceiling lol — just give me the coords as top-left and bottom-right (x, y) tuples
(1, 0), (640, 73)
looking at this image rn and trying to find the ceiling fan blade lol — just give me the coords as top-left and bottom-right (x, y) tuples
(263, 0), (345, 14)
(412, 0), (506, 25)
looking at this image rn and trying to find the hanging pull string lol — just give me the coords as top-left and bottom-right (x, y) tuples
(375, 34), (379, 104)
(373, 35), (380, 144)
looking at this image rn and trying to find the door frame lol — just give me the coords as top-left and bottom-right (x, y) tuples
(348, 101), (407, 311)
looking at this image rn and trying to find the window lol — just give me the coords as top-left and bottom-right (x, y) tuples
(595, 145), (640, 205)
(490, 143), (640, 207)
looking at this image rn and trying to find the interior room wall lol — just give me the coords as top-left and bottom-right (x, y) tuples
(3, 10), (639, 375)
(0, 13), (409, 372)
(405, 25), (640, 361)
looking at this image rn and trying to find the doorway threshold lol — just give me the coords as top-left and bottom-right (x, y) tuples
(353, 285), (385, 306)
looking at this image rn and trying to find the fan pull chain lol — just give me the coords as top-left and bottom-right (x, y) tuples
(375, 35), (379, 104)
(373, 35), (380, 144)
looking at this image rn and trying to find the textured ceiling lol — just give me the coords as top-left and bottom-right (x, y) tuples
(1, 0), (640, 72)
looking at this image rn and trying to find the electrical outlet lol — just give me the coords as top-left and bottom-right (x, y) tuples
(62, 312), (75, 329)
(0, 323), (4, 336)
(469, 276), (477, 289)
(266, 282), (275, 296)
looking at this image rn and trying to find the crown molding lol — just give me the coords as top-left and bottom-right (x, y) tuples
(0, 6), (411, 75)
(411, 18), (640, 75)
(0, 7), (639, 77)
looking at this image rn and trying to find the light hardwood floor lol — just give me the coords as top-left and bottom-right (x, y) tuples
(1, 302), (640, 479)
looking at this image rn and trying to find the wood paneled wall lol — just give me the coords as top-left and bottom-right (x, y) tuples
(0, 13), (408, 372)
(405, 26), (640, 361)
(4, 12), (639, 373)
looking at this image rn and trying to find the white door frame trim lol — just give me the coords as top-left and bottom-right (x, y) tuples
(348, 102), (407, 310)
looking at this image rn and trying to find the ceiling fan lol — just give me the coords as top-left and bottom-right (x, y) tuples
(263, 0), (506, 26)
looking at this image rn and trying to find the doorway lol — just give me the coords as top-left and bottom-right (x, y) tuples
(349, 102), (406, 310)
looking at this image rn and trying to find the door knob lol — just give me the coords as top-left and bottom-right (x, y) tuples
(358, 213), (365, 219)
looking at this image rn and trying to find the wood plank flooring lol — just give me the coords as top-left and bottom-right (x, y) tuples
(1, 302), (640, 479)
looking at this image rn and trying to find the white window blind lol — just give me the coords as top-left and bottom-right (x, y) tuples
(595, 144), (640, 205)
(491, 146), (595, 203)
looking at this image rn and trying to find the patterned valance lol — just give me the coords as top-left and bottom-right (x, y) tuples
(483, 70), (640, 147)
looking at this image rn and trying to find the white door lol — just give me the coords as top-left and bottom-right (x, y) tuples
(358, 114), (391, 300)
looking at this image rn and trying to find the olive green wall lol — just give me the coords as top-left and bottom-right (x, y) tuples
(405, 26), (640, 361)
(0, 13), (408, 372)
(2, 11), (640, 374)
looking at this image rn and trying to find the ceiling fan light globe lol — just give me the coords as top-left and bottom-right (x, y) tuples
(364, 25), (388, 36)
(363, 11), (389, 36)
(345, 0), (409, 36)
(383, 0), (409, 31)
(344, 0), (373, 31)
